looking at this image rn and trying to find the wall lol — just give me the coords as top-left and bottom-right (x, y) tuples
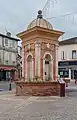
(0, 36), (2, 47)
(4, 51), (16, 66)
(58, 44), (77, 61)
(18, 46), (22, 56)
(4, 37), (18, 50)
(0, 35), (18, 66)
(16, 82), (60, 96)
(0, 50), (3, 63)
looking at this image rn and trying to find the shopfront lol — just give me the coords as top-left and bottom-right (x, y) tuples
(0, 66), (16, 81)
(58, 60), (77, 80)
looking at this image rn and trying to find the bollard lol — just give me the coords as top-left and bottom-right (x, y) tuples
(58, 78), (65, 97)
(66, 83), (68, 87)
(9, 83), (12, 91)
(60, 83), (65, 97)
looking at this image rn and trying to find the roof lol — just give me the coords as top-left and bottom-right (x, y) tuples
(27, 18), (53, 30)
(59, 37), (77, 45)
(27, 10), (53, 30)
(0, 33), (20, 41)
(17, 26), (64, 39)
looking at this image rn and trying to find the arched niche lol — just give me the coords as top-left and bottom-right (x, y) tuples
(43, 53), (53, 81)
(27, 55), (33, 81)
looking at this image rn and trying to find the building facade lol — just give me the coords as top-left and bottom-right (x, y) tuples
(17, 46), (22, 78)
(0, 32), (20, 81)
(58, 37), (77, 80)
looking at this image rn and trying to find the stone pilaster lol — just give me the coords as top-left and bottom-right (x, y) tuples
(56, 45), (58, 80)
(35, 41), (41, 79)
(22, 47), (25, 78)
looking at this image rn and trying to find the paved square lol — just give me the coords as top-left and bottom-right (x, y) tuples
(0, 82), (77, 120)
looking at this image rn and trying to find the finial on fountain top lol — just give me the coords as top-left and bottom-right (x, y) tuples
(37, 10), (43, 19)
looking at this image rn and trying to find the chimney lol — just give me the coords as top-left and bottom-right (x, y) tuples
(6, 32), (11, 37)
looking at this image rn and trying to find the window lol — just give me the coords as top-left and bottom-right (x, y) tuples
(5, 51), (9, 63)
(5, 38), (8, 46)
(12, 41), (15, 48)
(9, 40), (12, 48)
(72, 50), (76, 59)
(5, 60), (8, 64)
(61, 51), (64, 60)
(13, 61), (15, 65)
(0, 36), (2, 46)
(12, 53), (16, 65)
(9, 52), (12, 64)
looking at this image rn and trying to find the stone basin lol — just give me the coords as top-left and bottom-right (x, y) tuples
(15, 81), (61, 96)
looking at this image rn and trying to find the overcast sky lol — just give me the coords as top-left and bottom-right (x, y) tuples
(0, 0), (77, 40)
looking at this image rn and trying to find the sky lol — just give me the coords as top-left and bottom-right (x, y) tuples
(0, 0), (77, 41)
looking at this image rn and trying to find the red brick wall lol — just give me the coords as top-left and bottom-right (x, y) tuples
(16, 82), (60, 96)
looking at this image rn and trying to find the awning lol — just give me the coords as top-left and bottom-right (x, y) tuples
(0, 66), (16, 70)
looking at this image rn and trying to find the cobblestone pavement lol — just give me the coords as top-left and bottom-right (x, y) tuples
(0, 82), (77, 120)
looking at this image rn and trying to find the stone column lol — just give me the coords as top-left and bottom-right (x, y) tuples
(35, 41), (41, 80)
(56, 45), (58, 80)
(69, 69), (71, 79)
(22, 47), (25, 78)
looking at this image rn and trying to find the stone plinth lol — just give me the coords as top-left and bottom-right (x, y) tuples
(15, 81), (61, 96)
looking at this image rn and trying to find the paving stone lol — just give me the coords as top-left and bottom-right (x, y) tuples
(0, 82), (77, 120)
